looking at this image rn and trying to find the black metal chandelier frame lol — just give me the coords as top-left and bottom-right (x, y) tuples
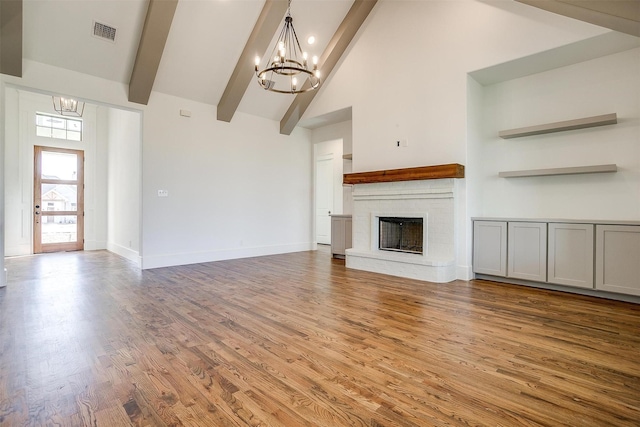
(255, 1), (320, 94)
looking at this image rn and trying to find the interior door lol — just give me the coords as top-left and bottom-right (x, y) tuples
(315, 155), (334, 245)
(34, 146), (84, 253)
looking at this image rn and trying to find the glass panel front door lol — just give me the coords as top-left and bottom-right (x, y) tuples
(34, 146), (84, 253)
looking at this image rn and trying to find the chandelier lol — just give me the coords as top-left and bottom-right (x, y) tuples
(255, 0), (320, 94)
(52, 96), (85, 117)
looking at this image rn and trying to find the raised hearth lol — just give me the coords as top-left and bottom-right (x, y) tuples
(346, 176), (458, 283)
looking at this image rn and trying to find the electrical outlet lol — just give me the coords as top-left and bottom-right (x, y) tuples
(396, 139), (408, 148)
(157, 189), (169, 197)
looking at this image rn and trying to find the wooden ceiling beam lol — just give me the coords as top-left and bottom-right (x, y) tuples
(0, 0), (23, 77)
(217, 0), (288, 123)
(280, 0), (377, 135)
(129, 0), (178, 105)
(515, 0), (640, 37)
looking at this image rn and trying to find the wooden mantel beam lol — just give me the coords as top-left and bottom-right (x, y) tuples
(343, 164), (465, 185)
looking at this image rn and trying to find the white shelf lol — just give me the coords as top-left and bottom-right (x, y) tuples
(499, 113), (617, 139)
(499, 164), (617, 178)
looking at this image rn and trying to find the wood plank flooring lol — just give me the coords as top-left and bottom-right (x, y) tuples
(1, 247), (639, 426)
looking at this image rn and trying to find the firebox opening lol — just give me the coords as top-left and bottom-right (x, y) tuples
(379, 217), (424, 254)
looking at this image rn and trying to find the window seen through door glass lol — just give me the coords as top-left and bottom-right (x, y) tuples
(41, 151), (78, 181)
(40, 215), (78, 244)
(41, 184), (78, 211)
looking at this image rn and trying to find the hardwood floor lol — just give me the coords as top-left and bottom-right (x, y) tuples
(1, 248), (639, 426)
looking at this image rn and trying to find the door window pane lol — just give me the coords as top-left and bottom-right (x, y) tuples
(67, 131), (81, 141)
(41, 215), (78, 244)
(41, 151), (78, 180)
(41, 184), (77, 211)
(35, 113), (83, 142)
(67, 120), (82, 132)
(36, 127), (52, 138)
(52, 128), (67, 139)
(36, 115), (53, 127)
(50, 117), (66, 129)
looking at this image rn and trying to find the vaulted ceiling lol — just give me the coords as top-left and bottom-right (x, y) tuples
(1, 0), (639, 134)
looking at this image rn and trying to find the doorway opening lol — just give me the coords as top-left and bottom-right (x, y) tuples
(34, 146), (85, 253)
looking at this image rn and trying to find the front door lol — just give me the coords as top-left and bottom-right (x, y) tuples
(34, 146), (84, 253)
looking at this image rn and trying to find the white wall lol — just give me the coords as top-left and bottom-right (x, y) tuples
(303, 0), (613, 280)
(1, 60), (314, 271)
(469, 48), (640, 221)
(306, 1), (609, 173)
(140, 92), (313, 269)
(310, 120), (352, 154)
(3, 89), (107, 256)
(106, 107), (142, 265)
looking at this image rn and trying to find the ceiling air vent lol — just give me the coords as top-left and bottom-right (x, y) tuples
(92, 21), (117, 42)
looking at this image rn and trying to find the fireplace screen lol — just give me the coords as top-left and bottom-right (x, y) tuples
(379, 217), (423, 254)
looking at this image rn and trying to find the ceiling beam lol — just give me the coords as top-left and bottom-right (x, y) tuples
(217, 0), (288, 123)
(129, 0), (178, 105)
(280, 0), (378, 135)
(515, 0), (640, 37)
(0, 0), (23, 77)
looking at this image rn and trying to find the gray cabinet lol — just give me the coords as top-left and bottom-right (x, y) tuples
(473, 218), (640, 298)
(473, 221), (507, 276)
(331, 215), (352, 258)
(595, 225), (640, 296)
(508, 222), (547, 282)
(548, 223), (594, 289)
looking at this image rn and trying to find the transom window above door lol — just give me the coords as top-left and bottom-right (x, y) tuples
(36, 113), (82, 141)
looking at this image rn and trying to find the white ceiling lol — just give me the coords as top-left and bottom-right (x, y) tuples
(23, 0), (148, 83)
(22, 0), (355, 122)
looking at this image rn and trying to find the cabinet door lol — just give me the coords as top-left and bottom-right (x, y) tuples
(595, 225), (640, 296)
(331, 217), (346, 256)
(344, 218), (352, 251)
(473, 221), (507, 276)
(508, 222), (547, 282)
(548, 223), (594, 288)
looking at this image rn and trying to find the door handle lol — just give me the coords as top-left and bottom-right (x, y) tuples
(328, 210), (331, 215)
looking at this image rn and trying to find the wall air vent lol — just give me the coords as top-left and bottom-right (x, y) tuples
(92, 21), (117, 42)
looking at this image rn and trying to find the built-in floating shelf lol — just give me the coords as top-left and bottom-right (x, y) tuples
(498, 113), (617, 139)
(499, 164), (617, 178)
(343, 153), (352, 160)
(344, 163), (464, 185)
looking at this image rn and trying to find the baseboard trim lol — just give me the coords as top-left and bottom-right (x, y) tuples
(140, 242), (315, 270)
(475, 274), (640, 304)
(107, 243), (141, 268)
(457, 265), (473, 281)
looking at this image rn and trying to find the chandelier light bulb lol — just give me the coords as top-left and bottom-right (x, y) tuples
(312, 56), (318, 65)
(292, 77), (297, 91)
(255, 56), (260, 71)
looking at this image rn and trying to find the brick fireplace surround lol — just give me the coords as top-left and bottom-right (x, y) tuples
(344, 164), (464, 283)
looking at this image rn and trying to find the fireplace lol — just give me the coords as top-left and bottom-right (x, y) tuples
(379, 217), (423, 254)
(345, 178), (457, 283)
